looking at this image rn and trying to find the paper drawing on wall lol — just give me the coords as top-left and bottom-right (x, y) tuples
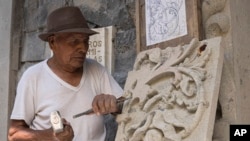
(146, 0), (188, 46)
(115, 37), (224, 141)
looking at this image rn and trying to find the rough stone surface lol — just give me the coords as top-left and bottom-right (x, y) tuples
(78, 0), (135, 30)
(114, 29), (137, 86)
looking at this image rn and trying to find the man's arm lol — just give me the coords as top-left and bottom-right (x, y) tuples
(8, 120), (56, 141)
(8, 119), (74, 141)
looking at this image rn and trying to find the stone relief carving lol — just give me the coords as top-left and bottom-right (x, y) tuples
(115, 37), (224, 141)
(202, 0), (230, 38)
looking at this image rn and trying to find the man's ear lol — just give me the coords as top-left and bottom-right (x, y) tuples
(48, 36), (55, 49)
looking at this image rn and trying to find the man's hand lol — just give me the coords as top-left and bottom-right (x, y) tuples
(92, 94), (118, 115)
(54, 118), (74, 141)
(8, 119), (74, 141)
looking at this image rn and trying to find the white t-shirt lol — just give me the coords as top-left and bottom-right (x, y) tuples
(11, 59), (123, 141)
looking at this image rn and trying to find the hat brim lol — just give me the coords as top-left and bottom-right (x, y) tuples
(38, 28), (99, 41)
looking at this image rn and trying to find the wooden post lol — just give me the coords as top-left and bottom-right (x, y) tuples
(135, 0), (142, 54)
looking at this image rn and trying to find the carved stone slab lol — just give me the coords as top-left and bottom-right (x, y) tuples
(115, 37), (224, 141)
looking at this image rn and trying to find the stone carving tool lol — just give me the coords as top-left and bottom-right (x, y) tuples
(73, 97), (130, 118)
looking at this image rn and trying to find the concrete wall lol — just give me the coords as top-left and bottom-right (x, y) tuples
(0, 0), (13, 140)
(229, 0), (250, 123)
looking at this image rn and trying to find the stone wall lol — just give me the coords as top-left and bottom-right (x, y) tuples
(18, 0), (136, 87)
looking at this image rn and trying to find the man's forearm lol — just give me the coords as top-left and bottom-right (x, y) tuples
(8, 127), (56, 141)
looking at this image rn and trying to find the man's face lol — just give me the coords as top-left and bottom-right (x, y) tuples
(50, 33), (89, 70)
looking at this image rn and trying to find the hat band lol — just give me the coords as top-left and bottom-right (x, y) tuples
(48, 23), (88, 32)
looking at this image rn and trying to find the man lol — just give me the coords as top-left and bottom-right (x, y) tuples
(8, 6), (123, 141)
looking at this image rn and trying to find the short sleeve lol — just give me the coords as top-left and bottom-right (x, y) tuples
(10, 70), (36, 126)
(99, 68), (124, 98)
(85, 59), (124, 98)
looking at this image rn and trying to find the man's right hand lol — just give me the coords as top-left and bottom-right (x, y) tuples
(54, 118), (74, 141)
(8, 119), (74, 141)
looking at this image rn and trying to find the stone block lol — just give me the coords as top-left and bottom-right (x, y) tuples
(115, 37), (224, 141)
(21, 32), (46, 62)
(78, 1), (134, 30)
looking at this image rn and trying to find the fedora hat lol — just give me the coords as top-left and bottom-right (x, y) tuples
(39, 6), (98, 41)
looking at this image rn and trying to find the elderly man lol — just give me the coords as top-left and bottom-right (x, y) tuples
(8, 6), (123, 141)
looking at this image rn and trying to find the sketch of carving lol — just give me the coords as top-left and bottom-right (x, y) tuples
(115, 37), (224, 141)
(146, 0), (187, 46)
